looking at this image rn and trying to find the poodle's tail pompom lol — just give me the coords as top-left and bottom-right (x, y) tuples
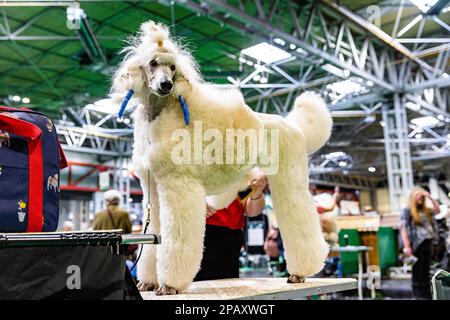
(286, 92), (333, 154)
(140, 20), (169, 47)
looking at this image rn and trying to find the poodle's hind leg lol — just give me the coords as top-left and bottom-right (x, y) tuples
(155, 177), (206, 295)
(266, 129), (329, 282)
(136, 173), (160, 291)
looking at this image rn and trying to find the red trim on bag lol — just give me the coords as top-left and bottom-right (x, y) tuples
(0, 114), (43, 232)
(58, 140), (68, 169)
(27, 137), (43, 232)
(0, 106), (32, 112)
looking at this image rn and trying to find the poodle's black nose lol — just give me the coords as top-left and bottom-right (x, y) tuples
(160, 81), (173, 92)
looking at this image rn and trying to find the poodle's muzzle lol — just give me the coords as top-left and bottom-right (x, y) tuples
(157, 79), (173, 96)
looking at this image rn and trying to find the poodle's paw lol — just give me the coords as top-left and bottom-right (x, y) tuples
(287, 274), (305, 284)
(156, 284), (179, 295)
(137, 281), (156, 292)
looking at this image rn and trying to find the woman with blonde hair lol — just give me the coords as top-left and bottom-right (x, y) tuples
(400, 187), (440, 299)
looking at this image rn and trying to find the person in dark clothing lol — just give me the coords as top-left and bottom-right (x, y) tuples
(400, 187), (440, 299)
(195, 171), (267, 281)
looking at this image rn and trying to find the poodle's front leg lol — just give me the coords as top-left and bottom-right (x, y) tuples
(155, 177), (206, 295)
(137, 173), (160, 291)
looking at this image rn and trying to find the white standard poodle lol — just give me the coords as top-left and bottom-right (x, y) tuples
(111, 20), (333, 295)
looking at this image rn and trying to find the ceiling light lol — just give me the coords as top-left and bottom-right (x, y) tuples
(379, 121), (386, 127)
(241, 42), (292, 64)
(289, 43), (296, 50)
(253, 74), (261, 81)
(21, 97), (30, 104)
(339, 161), (347, 167)
(368, 167), (376, 173)
(321, 64), (349, 78)
(364, 115), (376, 123)
(12, 95), (21, 102)
(437, 114), (445, 121)
(123, 118), (131, 125)
(324, 151), (349, 160)
(86, 98), (134, 115)
(327, 80), (362, 95)
(367, 80), (374, 87)
(117, 117), (123, 123)
(410, 0), (438, 13)
(411, 116), (440, 128)
(415, 133), (423, 139)
(259, 76), (268, 84)
(405, 101), (421, 111)
(273, 38), (286, 46)
(296, 47), (308, 56)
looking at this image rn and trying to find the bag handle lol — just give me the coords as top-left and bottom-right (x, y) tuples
(0, 113), (41, 140)
(0, 106), (32, 112)
(0, 107), (68, 169)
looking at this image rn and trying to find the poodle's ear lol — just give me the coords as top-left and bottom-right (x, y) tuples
(173, 51), (201, 95)
(111, 55), (146, 95)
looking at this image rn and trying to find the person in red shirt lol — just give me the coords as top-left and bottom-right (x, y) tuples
(195, 171), (268, 281)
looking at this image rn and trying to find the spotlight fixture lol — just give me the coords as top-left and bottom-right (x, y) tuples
(368, 167), (376, 173)
(22, 97), (30, 104)
(241, 42), (291, 64)
(12, 95), (21, 102)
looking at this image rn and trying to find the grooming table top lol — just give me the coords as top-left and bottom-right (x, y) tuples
(141, 277), (357, 300)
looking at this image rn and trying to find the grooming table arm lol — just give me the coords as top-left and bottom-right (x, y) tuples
(0, 231), (160, 248)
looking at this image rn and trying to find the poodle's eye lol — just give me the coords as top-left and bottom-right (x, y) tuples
(150, 60), (158, 67)
(170, 65), (176, 71)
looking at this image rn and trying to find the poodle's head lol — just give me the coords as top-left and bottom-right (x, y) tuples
(112, 21), (200, 99)
(145, 51), (177, 97)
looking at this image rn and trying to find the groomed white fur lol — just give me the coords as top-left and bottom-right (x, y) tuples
(111, 21), (332, 294)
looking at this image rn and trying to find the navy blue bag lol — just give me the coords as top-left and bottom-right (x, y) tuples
(0, 106), (67, 232)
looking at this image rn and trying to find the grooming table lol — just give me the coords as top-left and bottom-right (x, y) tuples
(141, 277), (357, 300)
(0, 231), (159, 299)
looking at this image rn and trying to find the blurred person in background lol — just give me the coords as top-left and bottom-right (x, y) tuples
(92, 189), (132, 234)
(62, 220), (74, 232)
(315, 186), (341, 246)
(400, 187), (440, 299)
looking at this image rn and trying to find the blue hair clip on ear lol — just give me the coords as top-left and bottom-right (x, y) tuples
(178, 95), (190, 126)
(118, 89), (134, 119)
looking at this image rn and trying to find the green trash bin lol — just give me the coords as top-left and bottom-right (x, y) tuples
(377, 226), (398, 275)
(338, 229), (360, 276)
